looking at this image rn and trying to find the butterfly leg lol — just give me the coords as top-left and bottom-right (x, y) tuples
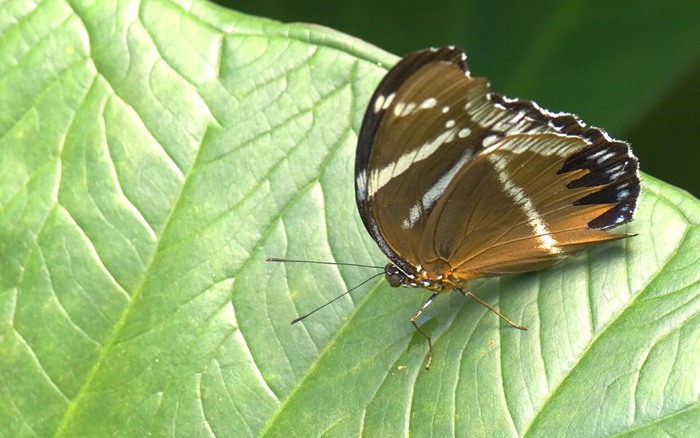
(411, 293), (438, 370)
(461, 290), (528, 330)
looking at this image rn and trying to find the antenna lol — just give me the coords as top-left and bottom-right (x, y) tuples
(291, 272), (385, 324)
(266, 258), (383, 270)
(265, 258), (385, 324)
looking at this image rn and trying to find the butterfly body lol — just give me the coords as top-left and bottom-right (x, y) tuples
(355, 46), (640, 368)
(383, 262), (468, 292)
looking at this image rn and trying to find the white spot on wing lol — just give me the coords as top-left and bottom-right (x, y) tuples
(383, 92), (396, 109)
(586, 148), (608, 163)
(419, 97), (437, 109)
(403, 204), (423, 229)
(458, 127), (471, 138)
(445, 120), (456, 128)
(595, 150), (615, 165)
(400, 102), (417, 117)
(374, 95), (385, 113)
(616, 189), (630, 201)
(483, 135), (500, 147)
(415, 129), (458, 160)
(356, 170), (367, 200)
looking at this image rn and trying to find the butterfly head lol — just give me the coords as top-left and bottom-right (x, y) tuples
(384, 263), (469, 293)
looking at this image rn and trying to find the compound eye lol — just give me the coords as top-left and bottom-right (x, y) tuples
(384, 264), (406, 287)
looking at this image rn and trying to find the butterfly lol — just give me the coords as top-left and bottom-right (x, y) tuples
(354, 46), (640, 369)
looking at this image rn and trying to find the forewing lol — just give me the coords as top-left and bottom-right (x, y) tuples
(356, 47), (492, 273)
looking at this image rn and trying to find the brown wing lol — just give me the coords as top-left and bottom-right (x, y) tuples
(418, 132), (634, 279)
(365, 60), (504, 272)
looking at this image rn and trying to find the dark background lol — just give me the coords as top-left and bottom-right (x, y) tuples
(219, 0), (700, 198)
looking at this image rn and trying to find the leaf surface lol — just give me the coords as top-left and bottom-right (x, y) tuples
(0, 2), (698, 437)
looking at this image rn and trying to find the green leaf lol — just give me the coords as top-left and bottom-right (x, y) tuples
(1, 1), (699, 437)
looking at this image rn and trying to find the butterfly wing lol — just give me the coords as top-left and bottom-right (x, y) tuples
(356, 47), (640, 281)
(420, 131), (638, 279)
(356, 47), (489, 274)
